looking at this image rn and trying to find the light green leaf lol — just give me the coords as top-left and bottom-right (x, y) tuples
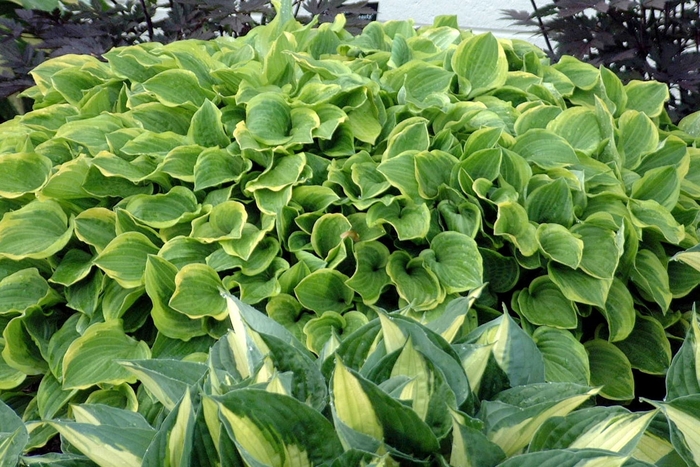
(294, 269), (354, 314)
(189, 99), (230, 147)
(528, 178), (575, 227)
(170, 263), (228, 319)
(517, 276), (578, 329)
(346, 241), (391, 305)
(62, 320), (151, 390)
(629, 198), (685, 245)
(0, 200), (73, 260)
(451, 33), (508, 97)
(599, 277), (636, 343)
(630, 249), (672, 313)
(143, 69), (214, 107)
(533, 327), (590, 385)
(536, 224), (583, 269)
(0, 268), (62, 315)
(0, 152), (52, 198)
(494, 201), (538, 256)
(618, 110), (659, 170)
(585, 339), (634, 401)
(548, 262), (612, 309)
(367, 197), (431, 241)
(420, 231), (483, 294)
(552, 56), (600, 90)
(124, 186), (200, 229)
(512, 129), (579, 169)
(624, 80), (669, 118)
(144, 255), (207, 341)
(386, 251), (444, 312)
(547, 107), (603, 155)
(94, 232), (160, 288)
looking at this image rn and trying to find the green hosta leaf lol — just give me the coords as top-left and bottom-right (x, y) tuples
(415, 150), (459, 200)
(536, 224), (583, 269)
(376, 151), (421, 200)
(600, 278), (636, 343)
(383, 60), (455, 102)
(55, 113), (125, 155)
(123, 186), (200, 229)
(331, 358), (440, 457)
(547, 107), (603, 155)
(193, 147), (251, 192)
(533, 327), (590, 385)
(529, 406), (657, 454)
(386, 251), (444, 312)
(346, 241), (391, 305)
(62, 320), (151, 390)
(74, 207), (117, 253)
(243, 92), (293, 146)
(526, 178), (575, 226)
(516, 276), (578, 329)
(120, 359), (208, 411)
(494, 201), (538, 256)
(552, 56), (600, 91)
(571, 221), (620, 280)
(630, 249), (672, 313)
(383, 117), (430, 160)
(0, 268), (62, 315)
(85, 383), (138, 410)
(512, 129), (579, 169)
(480, 383), (598, 456)
(192, 200), (247, 243)
(0, 152), (52, 198)
(159, 237), (218, 270)
(419, 231), (483, 294)
(143, 69), (214, 107)
(50, 249), (94, 287)
(451, 32), (507, 97)
(169, 263), (227, 319)
(666, 311), (700, 400)
(144, 255), (207, 340)
(51, 405), (156, 467)
(0, 343), (26, 390)
(246, 152), (307, 193)
(0, 399), (28, 467)
(304, 311), (368, 355)
(189, 99), (230, 148)
(0, 200), (73, 260)
(310, 213), (352, 263)
(629, 198), (685, 245)
(585, 339), (634, 401)
(94, 232), (160, 288)
(367, 197), (431, 241)
(648, 395), (700, 467)
(213, 389), (343, 467)
(618, 110), (659, 170)
(294, 269), (354, 314)
(437, 199), (481, 239)
(624, 80), (669, 118)
(614, 315), (671, 375)
(631, 166), (681, 212)
(548, 262), (612, 309)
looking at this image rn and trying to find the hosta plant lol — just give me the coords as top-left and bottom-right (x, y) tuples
(3, 294), (699, 466)
(0, 2), (699, 462)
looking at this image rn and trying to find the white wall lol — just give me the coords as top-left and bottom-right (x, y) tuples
(376, 0), (546, 48)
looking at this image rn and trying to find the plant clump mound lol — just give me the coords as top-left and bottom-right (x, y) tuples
(1, 10), (700, 466)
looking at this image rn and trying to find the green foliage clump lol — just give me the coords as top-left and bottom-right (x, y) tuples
(0, 8), (700, 464)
